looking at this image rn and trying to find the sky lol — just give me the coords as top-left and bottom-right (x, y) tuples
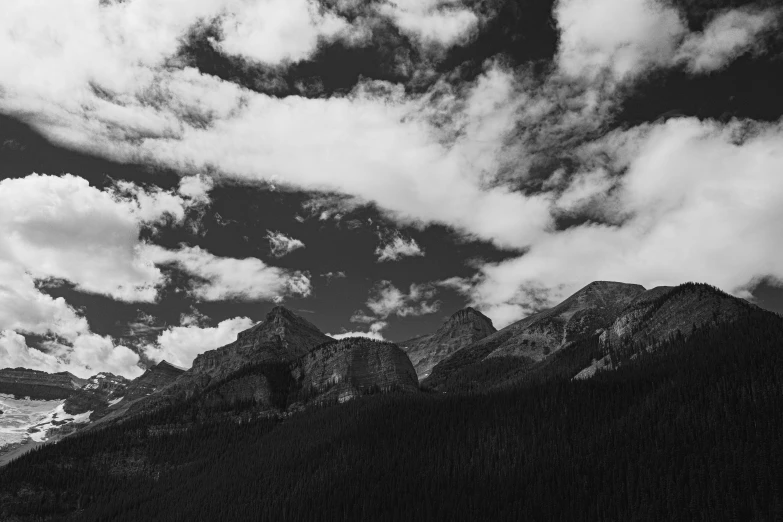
(1, 0), (782, 378)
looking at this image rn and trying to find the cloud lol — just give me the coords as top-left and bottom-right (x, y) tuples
(145, 245), (312, 302)
(322, 271), (347, 283)
(555, 0), (687, 81)
(214, 0), (353, 65)
(0, 172), (301, 377)
(676, 8), (780, 73)
(178, 174), (214, 204)
(0, 330), (143, 379)
(124, 311), (167, 337)
(381, 0), (479, 47)
(328, 320), (387, 341)
(0, 0), (554, 252)
(555, 0), (780, 82)
(365, 281), (440, 319)
(0, 174), (185, 302)
(554, 168), (617, 215)
(375, 233), (424, 261)
(266, 230), (306, 257)
(461, 118), (783, 327)
(142, 316), (254, 368)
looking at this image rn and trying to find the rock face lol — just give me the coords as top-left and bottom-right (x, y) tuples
(119, 307), (332, 417)
(0, 368), (86, 400)
(190, 306), (331, 383)
(123, 361), (186, 402)
(600, 283), (750, 348)
(423, 281), (646, 390)
(399, 308), (496, 380)
(575, 283), (755, 379)
(292, 338), (419, 404)
(64, 373), (130, 415)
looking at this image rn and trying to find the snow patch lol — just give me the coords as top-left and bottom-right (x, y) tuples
(0, 396), (65, 448)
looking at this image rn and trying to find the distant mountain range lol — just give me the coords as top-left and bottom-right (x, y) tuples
(0, 281), (766, 443)
(2, 280), (782, 520)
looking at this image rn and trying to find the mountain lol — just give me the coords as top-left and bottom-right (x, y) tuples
(292, 338), (419, 404)
(423, 281), (645, 391)
(63, 373), (130, 416)
(122, 361), (186, 402)
(0, 368), (86, 400)
(3, 302), (782, 521)
(575, 283), (757, 378)
(399, 308), (496, 380)
(108, 307), (333, 420)
(190, 306), (331, 382)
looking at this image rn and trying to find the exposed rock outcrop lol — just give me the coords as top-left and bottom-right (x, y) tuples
(575, 283), (756, 379)
(292, 338), (419, 404)
(64, 373), (130, 415)
(399, 307), (496, 379)
(0, 368), (85, 400)
(423, 281), (646, 390)
(600, 283), (750, 348)
(122, 361), (186, 402)
(190, 306), (331, 382)
(117, 307), (331, 418)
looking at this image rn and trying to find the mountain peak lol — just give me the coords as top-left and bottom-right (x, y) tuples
(400, 306), (498, 380)
(266, 305), (297, 321)
(447, 307), (494, 328)
(155, 360), (187, 372)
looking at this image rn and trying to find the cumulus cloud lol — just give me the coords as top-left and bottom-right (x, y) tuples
(375, 233), (424, 261)
(0, 0), (553, 251)
(462, 118), (783, 327)
(214, 0), (353, 64)
(0, 330), (143, 379)
(0, 173), (302, 377)
(0, 174), (182, 302)
(143, 316), (254, 368)
(144, 245), (312, 301)
(178, 174), (214, 204)
(555, 0), (687, 81)
(328, 320), (387, 341)
(676, 8), (780, 73)
(2, 0), (781, 338)
(555, 0), (780, 82)
(381, 0), (479, 47)
(266, 230), (306, 257)
(365, 281), (440, 319)
(322, 271), (347, 283)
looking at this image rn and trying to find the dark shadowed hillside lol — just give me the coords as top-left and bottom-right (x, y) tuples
(1, 304), (781, 521)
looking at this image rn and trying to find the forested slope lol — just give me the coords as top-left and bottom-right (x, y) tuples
(1, 307), (782, 521)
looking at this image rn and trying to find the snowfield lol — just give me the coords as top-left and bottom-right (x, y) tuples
(0, 394), (91, 448)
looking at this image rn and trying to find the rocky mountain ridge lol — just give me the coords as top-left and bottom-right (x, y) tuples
(575, 283), (758, 379)
(293, 338), (418, 404)
(109, 307), (416, 423)
(422, 281), (646, 390)
(3, 283), (765, 444)
(399, 307), (496, 379)
(190, 306), (331, 383)
(0, 368), (86, 400)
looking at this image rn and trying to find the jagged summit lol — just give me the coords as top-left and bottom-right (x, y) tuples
(447, 307), (494, 327)
(179, 307), (331, 384)
(155, 360), (188, 372)
(422, 281), (646, 390)
(574, 282), (757, 379)
(267, 305), (297, 320)
(400, 306), (497, 379)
